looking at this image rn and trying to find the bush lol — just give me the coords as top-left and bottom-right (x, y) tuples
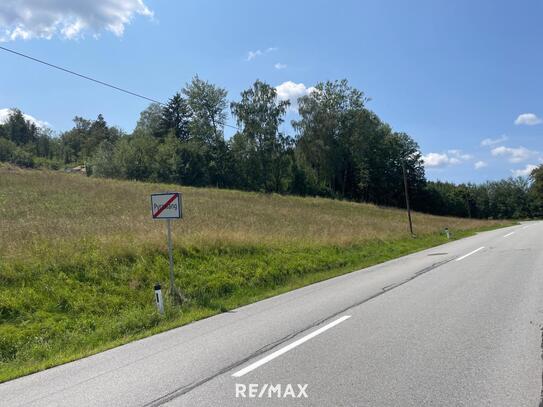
(33, 157), (63, 170)
(88, 141), (119, 178)
(11, 148), (35, 168)
(0, 138), (16, 162)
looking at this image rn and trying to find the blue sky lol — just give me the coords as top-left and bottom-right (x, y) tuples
(1, 0), (542, 183)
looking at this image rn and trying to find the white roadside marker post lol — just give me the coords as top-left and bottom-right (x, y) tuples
(151, 192), (182, 305)
(445, 227), (450, 240)
(154, 283), (164, 314)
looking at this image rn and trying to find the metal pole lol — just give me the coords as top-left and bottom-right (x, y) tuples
(401, 160), (414, 236)
(167, 219), (176, 302)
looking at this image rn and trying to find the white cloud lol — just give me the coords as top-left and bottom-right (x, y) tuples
(275, 81), (316, 111)
(514, 113), (542, 126)
(246, 50), (263, 61)
(474, 160), (487, 169)
(511, 164), (538, 177)
(447, 149), (473, 161)
(422, 150), (473, 168)
(0, 0), (152, 41)
(422, 153), (450, 168)
(481, 134), (507, 147)
(274, 62), (287, 70)
(246, 47), (277, 61)
(491, 145), (537, 163)
(0, 108), (49, 128)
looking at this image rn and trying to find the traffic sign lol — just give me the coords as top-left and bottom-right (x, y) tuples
(151, 192), (182, 219)
(151, 192), (183, 304)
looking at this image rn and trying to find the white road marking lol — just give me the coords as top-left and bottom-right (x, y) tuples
(456, 247), (485, 262)
(503, 232), (515, 238)
(232, 315), (351, 378)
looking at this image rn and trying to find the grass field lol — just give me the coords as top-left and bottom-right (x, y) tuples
(0, 165), (509, 381)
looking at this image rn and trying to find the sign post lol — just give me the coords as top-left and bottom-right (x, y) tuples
(151, 192), (182, 303)
(167, 219), (175, 298)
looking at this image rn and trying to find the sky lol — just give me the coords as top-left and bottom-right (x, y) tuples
(0, 0), (542, 183)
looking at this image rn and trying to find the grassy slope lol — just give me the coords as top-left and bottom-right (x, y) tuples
(0, 166), (509, 381)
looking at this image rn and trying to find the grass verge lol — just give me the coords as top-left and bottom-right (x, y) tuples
(0, 167), (511, 381)
(0, 227), (507, 382)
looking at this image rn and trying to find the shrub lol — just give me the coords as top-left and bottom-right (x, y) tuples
(11, 148), (35, 168)
(0, 138), (16, 162)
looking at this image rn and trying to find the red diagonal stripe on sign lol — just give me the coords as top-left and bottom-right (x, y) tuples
(153, 194), (177, 218)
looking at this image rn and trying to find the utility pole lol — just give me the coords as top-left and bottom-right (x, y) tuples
(401, 160), (414, 236)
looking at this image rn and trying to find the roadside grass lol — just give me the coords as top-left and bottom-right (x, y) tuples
(0, 166), (510, 381)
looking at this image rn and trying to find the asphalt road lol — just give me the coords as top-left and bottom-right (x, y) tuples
(2, 222), (542, 406)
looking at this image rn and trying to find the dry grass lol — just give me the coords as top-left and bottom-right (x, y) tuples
(0, 165), (499, 260)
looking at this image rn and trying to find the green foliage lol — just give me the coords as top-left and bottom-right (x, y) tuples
(17, 145), (39, 167)
(183, 75), (228, 144)
(293, 80), (426, 204)
(30, 157), (62, 170)
(112, 134), (159, 180)
(159, 93), (192, 141)
(529, 165), (543, 217)
(1, 108), (38, 146)
(231, 80), (291, 192)
(57, 115), (122, 164)
(88, 141), (118, 178)
(183, 76), (230, 187)
(133, 103), (162, 137)
(0, 138), (16, 161)
(2, 77), (541, 220)
(419, 178), (538, 219)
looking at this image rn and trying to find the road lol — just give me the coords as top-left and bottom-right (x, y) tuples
(2, 222), (542, 406)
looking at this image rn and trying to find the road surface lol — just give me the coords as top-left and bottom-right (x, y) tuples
(2, 222), (542, 406)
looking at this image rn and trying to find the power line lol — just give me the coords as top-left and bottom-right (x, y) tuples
(0, 45), (241, 131)
(0, 45), (164, 105)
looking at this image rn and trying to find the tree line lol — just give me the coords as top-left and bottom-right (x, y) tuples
(1, 76), (541, 219)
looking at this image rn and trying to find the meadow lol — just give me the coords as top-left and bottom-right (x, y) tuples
(0, 165), (508, 381)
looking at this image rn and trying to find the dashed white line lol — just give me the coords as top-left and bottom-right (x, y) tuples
(232, 315), (351, 378)
(456, 247), (485, 262)
(503, 232), (515, 238)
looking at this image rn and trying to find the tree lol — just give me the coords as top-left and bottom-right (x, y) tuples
(373, 131), (426, 208)
(231, 80), (290, 192)
(183, 76), (228, 144)
(89, 141), (118, 178)
(160, 93), (192, 141)
(111, 134), (159, 181)
(3, 108), (38, 146)
(134, 103), (163, 137)
(153, 134), (208, 186)
(183, 76), (230, 187)
(34, 128), (56, 159)
(60, 115), (120, 163)
(84, 114), (120, 158)
(530, 165), (543, 212)
(0, 123), (7, 140)
(294, 80), (369, 198)
(293, 79), (426, 205)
